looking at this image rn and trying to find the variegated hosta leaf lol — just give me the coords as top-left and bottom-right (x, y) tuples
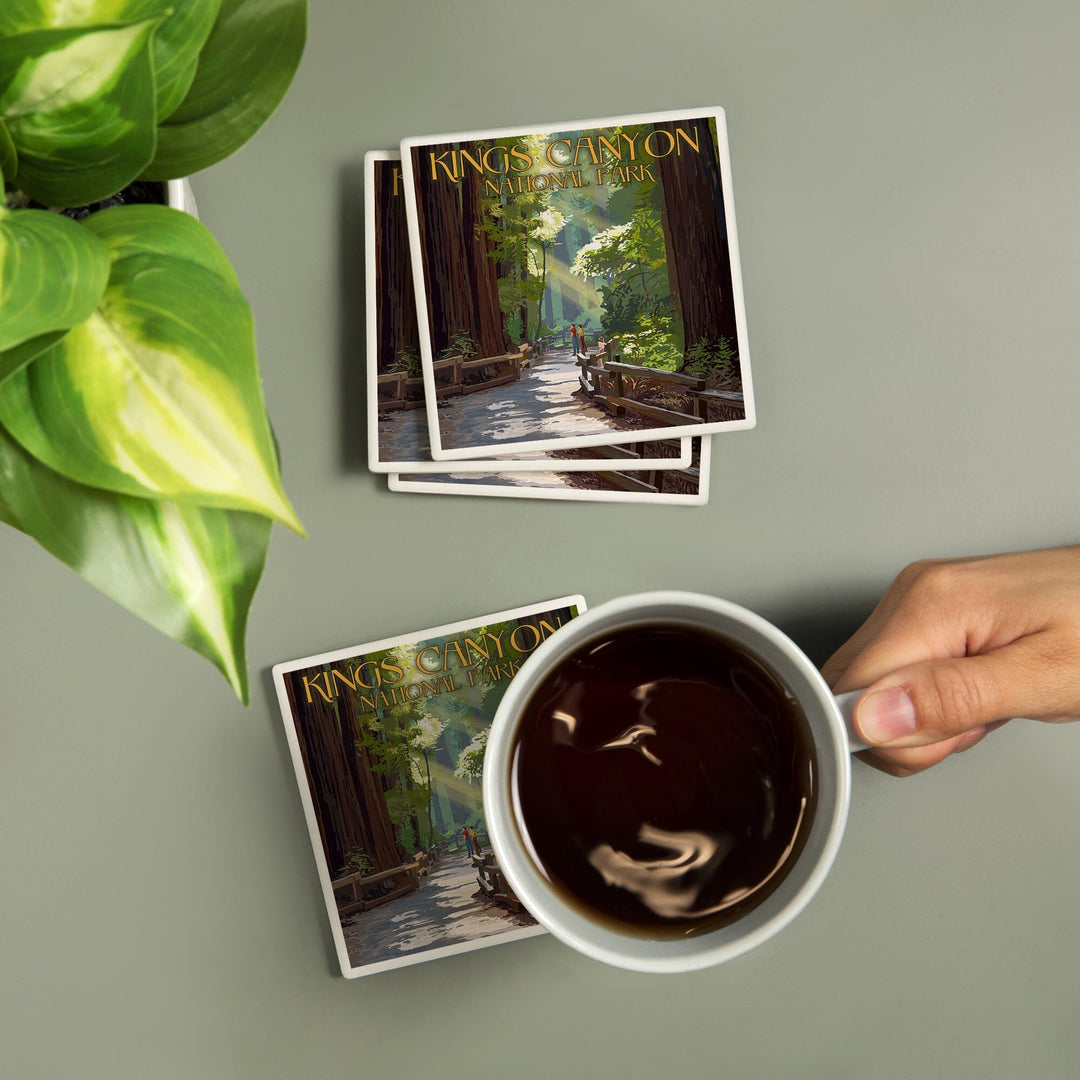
(0, 483), (19, 529)
(0, 329), (68, 386)
(0, 119), (16, 181)
(145, 0), (306, 180)
(0, 420), (269, 702)
(85, 200), (239, 285)
(0, 0), (223, 122)
(0, 18), (161, 206)
(0, 204), (303, 532)
(0, 201), (110, 351)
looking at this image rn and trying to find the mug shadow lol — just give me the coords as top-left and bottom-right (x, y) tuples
(771, 596), (874, 672)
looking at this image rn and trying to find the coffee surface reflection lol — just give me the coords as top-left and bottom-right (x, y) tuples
(511, 624), (817, 937)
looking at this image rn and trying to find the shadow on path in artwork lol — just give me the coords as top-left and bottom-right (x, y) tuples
(342, 849), (537, 967)
(380, 345), (639, 458)
(437, 345), (616, 449)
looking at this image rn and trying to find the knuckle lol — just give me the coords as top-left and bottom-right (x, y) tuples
(901, 556), (951, 578)
(897, 562), (984, 635)
(907, 561), (967, 602)
(895, 558), (941, 590)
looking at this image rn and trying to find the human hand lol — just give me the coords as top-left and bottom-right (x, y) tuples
(821, 547), (1080, 776)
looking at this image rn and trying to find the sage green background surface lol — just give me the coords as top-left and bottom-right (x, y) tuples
(4, 2), (1080, 1076)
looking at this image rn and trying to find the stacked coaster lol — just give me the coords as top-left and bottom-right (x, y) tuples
(366, 108), (755, 504)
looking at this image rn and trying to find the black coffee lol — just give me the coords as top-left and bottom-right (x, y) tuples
(511, 623), (817, 937)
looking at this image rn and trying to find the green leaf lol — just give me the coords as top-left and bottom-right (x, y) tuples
(0, 204), (110, 350)
(0, 18), (162, 207)
(0, 1), (224, 123)
(0, 483), (20, 529)
(0, 119), (17, 182)
(144, 0), (306, 180)
(84, 201), (239, 285)
(0, 204), (303, 532)
(0, 329), (68, 385)
(0, 420), (268, 701)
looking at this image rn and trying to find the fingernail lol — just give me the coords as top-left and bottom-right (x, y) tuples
(858, 686), (917, 743)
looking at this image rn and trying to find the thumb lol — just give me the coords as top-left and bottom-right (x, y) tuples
(854, 637), (1050, 747)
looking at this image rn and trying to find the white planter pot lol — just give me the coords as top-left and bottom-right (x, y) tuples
(166, 178), (198, 218)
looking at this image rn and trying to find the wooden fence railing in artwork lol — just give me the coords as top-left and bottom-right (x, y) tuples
(579, 439), (701, 497)
(332, 859), (422, 917)
(332, 845), (442, 917)
(473, 852), (526, 913)
(377, 343), (537, 412)
(548, 328), (600, 351)
(575, 339), (745, 426)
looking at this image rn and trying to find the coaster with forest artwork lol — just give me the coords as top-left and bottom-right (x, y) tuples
(389, 435), (711, 505)
(366, 151), (691, 475)
(272, 596), (585, 977)
(401, 108), (754, 461)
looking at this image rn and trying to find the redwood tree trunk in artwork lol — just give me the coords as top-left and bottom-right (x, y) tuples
(410, 147), (475, 356)
(375, 161), (419, 373)
(461, 161), (509, 358)
(284, 672), (402, 876)
(332, 692), (402, 872)
(284, 673), (367, 874)
(654, 117), (740, 354)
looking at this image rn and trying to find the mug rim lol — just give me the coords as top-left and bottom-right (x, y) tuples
(482, 590), (853, 973)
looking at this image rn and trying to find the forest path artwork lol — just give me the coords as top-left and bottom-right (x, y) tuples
(401, 109), (753, 458)
(378, 340), (624, 460)
(341, 842), (535, 967)
(273, 598), (582, 976)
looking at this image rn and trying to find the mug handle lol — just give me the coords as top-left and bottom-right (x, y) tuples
(834, 689), (870, 753)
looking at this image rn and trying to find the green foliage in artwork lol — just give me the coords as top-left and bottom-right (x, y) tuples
(357, 706), (445, 851)
(437, 327), (478, 363)
(392, 814), (417, 854)
(347, 613), (574, 849)
(337, 848), (375, 879)
(477, 137), (567, 343)
(569, 176), (683, 369)
(616, 313), (682, 373)
(502, 311), (523, 345)
(681, 336), (739, 386)
(386, 343), (422, 378)
(454, 726), (488, 783)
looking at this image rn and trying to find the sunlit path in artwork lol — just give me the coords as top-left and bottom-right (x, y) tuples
(341, 848), (535, 967)
(436, 344), (615, 452)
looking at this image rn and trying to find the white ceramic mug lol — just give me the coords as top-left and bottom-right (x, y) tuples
(482, 591), (866, 974)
